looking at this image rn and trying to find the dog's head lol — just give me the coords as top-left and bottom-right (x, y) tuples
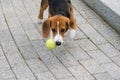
(42, 15), (70, 46)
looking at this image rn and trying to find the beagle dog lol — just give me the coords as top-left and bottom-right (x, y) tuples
(38, 0), (76, 46)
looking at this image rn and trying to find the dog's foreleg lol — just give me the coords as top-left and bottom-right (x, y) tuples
(69, 18), (76, 39)
(69, 28), (76, 39)
(38, 0), (48, 24)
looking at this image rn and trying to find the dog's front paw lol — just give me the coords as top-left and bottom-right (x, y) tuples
(38, 19), (43, 24)
(69, 29), (76, 39)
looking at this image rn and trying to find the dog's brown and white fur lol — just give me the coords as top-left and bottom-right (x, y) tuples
(38, 0), (76, 46)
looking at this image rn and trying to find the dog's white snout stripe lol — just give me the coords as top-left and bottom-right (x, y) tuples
(54, 21), (63, 44)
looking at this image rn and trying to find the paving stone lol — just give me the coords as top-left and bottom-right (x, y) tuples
(0, 77), (17, 80)
(101, 63), (120, 79)
(78, 23), (107, 44)
(67, 47), (91, 61)
(74, 9), (79, 15)
(5, 16), (25, 37)
(75, 14), (88, 25)
(0, 30), (13, 42)
(11, 0), (37, 33)
(1, 0), (16, 18)
(53, 47), (80, 67)
(94, 72), (115, 80)
(30, 14), (45, 39)
(98, 43), (120, 57)
(71, 0), (90, 11)
(0, 5), (3, 19)
(0, 69), (15, 80)
(88, 18), (120, 38)
(0, 47), (15, 79)
(26, 59), (56, 80)
(11, 0), (27, 16)
(6, 17), (21, 28)
(88, 18), (120, 37)
(76, 39), (98, 51)
(10, 26), (25, 36)
(31, 40), (48, 52)
(68, 65), (95, 80)
(38, 51), (72, 79)
(18, 15), (35, 31)
(58, 76), (76, 80)
(0, 17), (9, 31)
(0, 76), (6, 80)
(12, 65), (36, 80)
(4, 17), (31, 47)
(14, 35), (31, 47)
(111, 55), (120, 66)
(36, 71), (56, 80)
(19, 45), (39, 60)
(26, 29), (42, 40)
(32, 0), (41, 8)
(64, 39), (78, 48)
(22, 0), (38, 15)
(1, 41), (23, 65)
(87, 18), (120, 50)
(80, 9), (100, 19)
(74, 27), (87, 40)
(26, 58), (48, 73)
(38, 51), (59, 66)
(30, 14), (41, 24)
(1, 41), (36, 80)
(87, 50), (112, 64)
(80, 59), (105, 74)
(108, 36), (120, 50)
(7, 78), (17, 80)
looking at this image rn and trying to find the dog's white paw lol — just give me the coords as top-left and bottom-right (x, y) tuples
(69, 29), (76, 39)
(38, 19), (43, 24)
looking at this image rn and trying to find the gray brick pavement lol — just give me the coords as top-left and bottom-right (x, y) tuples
(87, 50), (112, 64)
(98, 43), (120, 57)
(93, 72), (115, 80)
(76, 38), (98, 51)
(0, 0), (120, 80)
(80, 59), (106, 74)
(67, 47), (91, 61)
(68, 66), (95, 80)
(78, 23), (107, 45)
(111, 55), (120, 66)
(101, 63), (120, 79)
(0, 46), (15, 79)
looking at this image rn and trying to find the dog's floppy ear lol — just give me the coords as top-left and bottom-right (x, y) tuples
(42, 19), (51, 38)
(65, 18), (70, 32)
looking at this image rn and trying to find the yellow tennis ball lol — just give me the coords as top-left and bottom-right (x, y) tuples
(45, 39), (56, 50)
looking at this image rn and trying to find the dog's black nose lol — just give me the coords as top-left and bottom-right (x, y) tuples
(56, 41), (61, 46)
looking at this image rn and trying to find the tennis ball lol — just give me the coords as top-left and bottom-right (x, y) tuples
(45, 39), (56, 50)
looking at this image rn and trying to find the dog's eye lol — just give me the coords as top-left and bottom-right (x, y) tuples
(61, 29), (65, 33)
(52, 28), (56, 32)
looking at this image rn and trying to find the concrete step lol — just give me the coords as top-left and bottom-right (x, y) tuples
(82, 0), (120, 34)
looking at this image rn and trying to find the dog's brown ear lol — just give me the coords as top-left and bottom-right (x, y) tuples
(42, 19), (51, 38)
(65, 18), (70, 32)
